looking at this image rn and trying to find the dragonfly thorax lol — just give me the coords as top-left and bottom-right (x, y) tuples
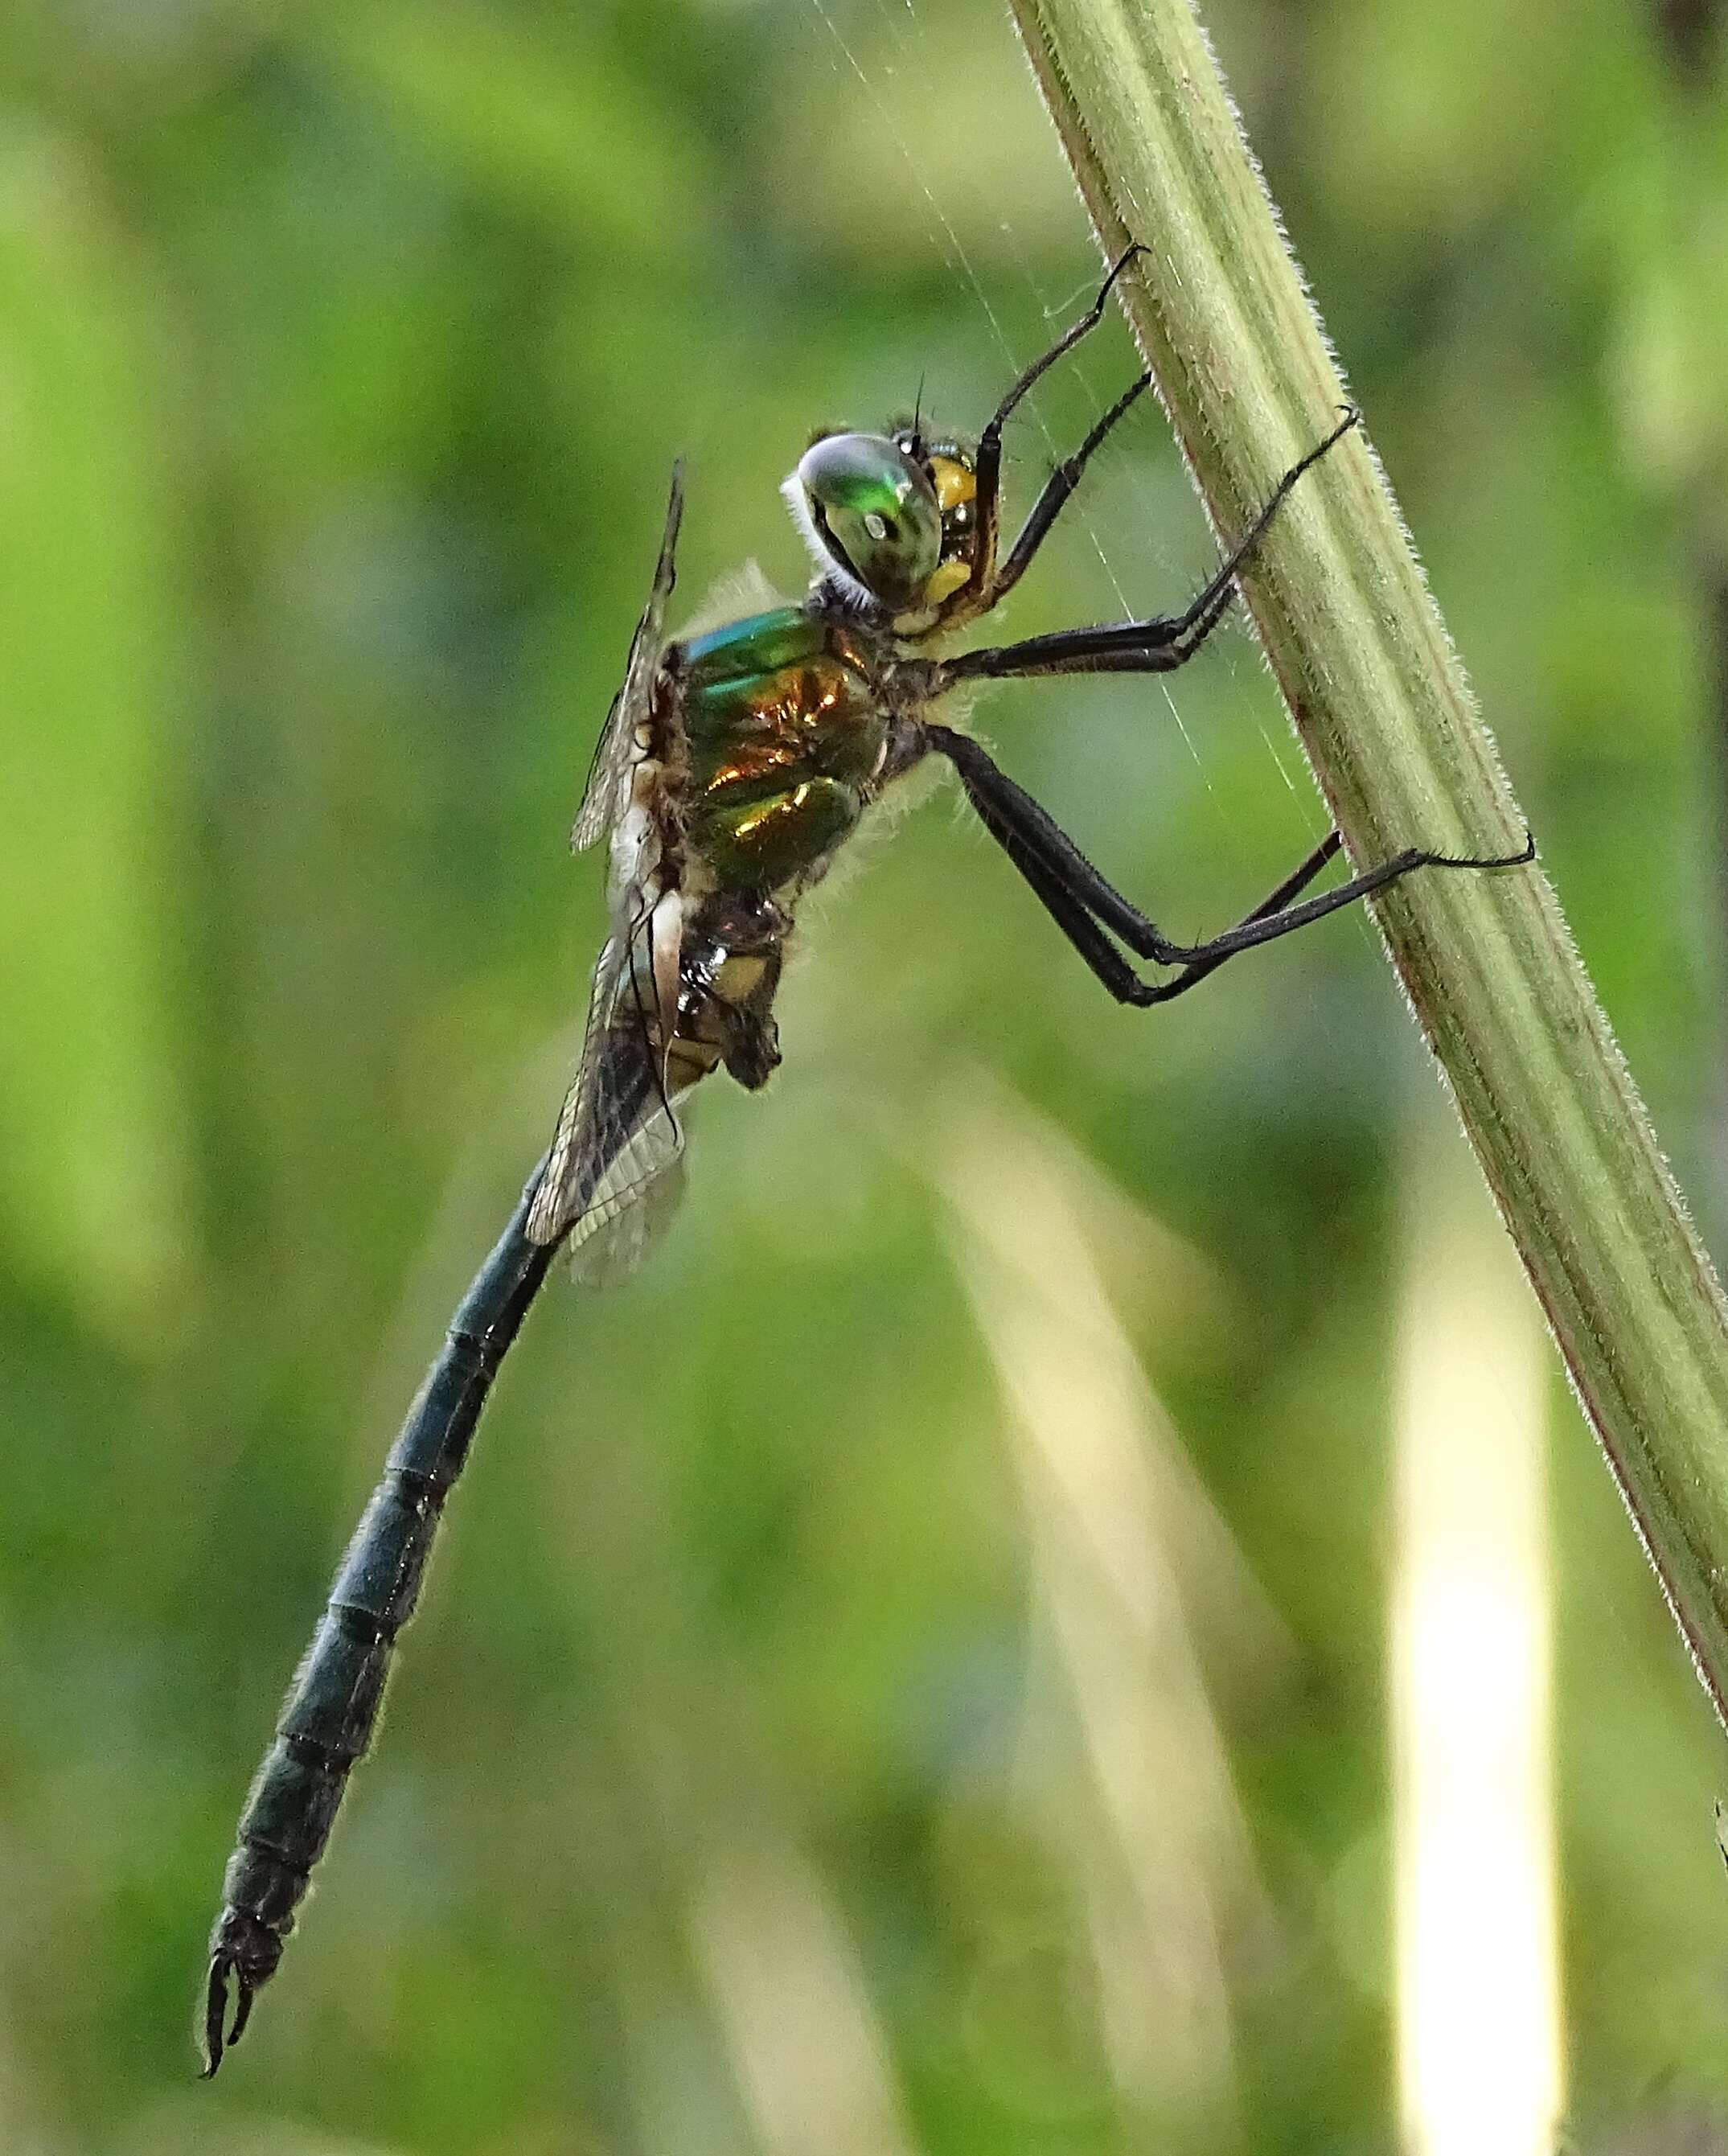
(674, 604), (891, 893)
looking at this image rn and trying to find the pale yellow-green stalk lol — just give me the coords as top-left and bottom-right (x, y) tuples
(1006, 0), (1728, 1723)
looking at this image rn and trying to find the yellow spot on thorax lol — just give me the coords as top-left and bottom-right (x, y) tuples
(930, 455), (976, 511)
(922, 558), (972, 605)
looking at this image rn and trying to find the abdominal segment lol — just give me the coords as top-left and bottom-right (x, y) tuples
(670, 893), (789, 1095)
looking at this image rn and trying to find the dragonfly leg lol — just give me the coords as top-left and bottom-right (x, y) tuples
(965, 244), (1147, 601)
(978, 369), (1153, 612)
(937, 408), (1360, 688)
(1114, 825), (1533, 1000)
(924, 722), (1533, 1004)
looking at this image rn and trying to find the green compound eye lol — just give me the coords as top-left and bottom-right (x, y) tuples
(791, 432), (943, 608)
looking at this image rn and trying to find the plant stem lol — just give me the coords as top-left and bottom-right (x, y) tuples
(1006, 0), (1728, 1722)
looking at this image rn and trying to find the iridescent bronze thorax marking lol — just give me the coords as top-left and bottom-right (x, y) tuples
(671, 605), (890, 889)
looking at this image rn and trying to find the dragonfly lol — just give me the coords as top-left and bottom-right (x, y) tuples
(199, 245), (1532, 2073)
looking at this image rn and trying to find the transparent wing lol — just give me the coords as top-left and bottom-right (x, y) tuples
(572, 464), (685, 852)
(524, 906), (687, 1273)
(531, 464), (691, 1275)
(570, 1152), (688, 1289)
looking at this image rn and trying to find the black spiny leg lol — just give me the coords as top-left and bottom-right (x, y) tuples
(926, 724), (1533, 1005)
(939, 408), (1360, 688)
(980, 368), (1154, 612)
(955, 244), (1148, 619)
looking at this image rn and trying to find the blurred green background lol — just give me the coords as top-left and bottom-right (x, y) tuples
(4, 0), (1728, 2148)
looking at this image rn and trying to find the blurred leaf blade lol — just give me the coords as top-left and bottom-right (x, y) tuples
(2, 0), (1726, 2142)
(0, 129), (196, 1345)
(293, 0), (718, 255)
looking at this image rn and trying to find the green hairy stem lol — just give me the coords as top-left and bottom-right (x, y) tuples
(1007, 0), (1728, 1721)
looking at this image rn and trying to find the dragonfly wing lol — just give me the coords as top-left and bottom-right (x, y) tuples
(525, 900), (688, 1274)
(571, 465), (685, 852)
(568, 1151), (688, 1288)
(533, 464), (691, 1273)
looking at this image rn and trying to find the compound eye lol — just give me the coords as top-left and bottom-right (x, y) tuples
(792, 433), (942, 606)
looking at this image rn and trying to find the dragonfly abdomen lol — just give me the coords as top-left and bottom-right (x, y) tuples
(203, 1179), (556, 2072)
(212, 1462), (449, 1946)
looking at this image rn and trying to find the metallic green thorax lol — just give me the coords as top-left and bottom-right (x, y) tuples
(675, 606), (889, 889)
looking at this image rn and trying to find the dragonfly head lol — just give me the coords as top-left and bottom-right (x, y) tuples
(785, 430), (948, 614)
